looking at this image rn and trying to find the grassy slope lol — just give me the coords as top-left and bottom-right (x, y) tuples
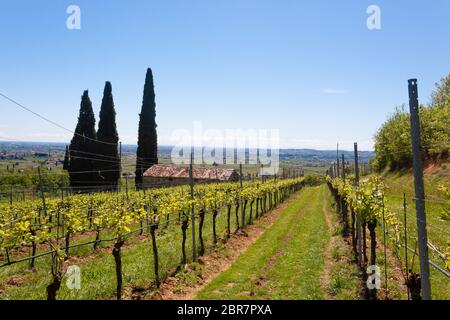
(197, 185), (360, 300)
(381, 166), (450, 299)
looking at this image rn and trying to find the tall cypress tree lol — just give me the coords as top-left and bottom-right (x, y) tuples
(95, 81), (120, 190)
(69, 90), (97, 192)
(63, 145), (70, 170)
(135, 68), (158, 187)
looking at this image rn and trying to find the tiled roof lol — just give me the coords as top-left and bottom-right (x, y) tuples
(143, 165), (237, 181)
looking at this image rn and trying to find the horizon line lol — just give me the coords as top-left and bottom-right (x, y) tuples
(0, 140), (375, 152)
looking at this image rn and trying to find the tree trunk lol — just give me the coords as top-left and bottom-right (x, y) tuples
(65, 231), (71, 260)
(199, 209), (205, 256)
(235, 204), (240, 232)
(226, 205), (231, 239)
(150, 225), (160, 287)
(164, 213), (170, 229)
(29, 228), (36, 269)
(93, 227), (100, 251)
(212, 210), (218, 245)
(242, 200), (247, 227)
(362, 222), (368, 265)
(342, 201), (349, 236)
(181, 216), (188, 265)
(269, 193), (272, 209)
(88, 207), (93, 229)
(368, 220), (377, 266)
(407, 271), (422, 300)
(112, 239), (125, 300)
(367, 220), (377, 300)
(248, 200), (254, 224)
(46, 275), (61, 300)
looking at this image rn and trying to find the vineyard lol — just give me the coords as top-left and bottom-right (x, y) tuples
(1, 1), (449, 306)
(327, 172), (450, 299)
(0, 177), (304, 299)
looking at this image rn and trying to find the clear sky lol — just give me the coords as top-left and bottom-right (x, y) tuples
(0, 0), (449, 150)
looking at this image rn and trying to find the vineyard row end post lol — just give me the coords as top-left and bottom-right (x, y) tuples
(408, 78), (431, 300)
(354, 142), (362, 268)
(38, 166), (48, 217)
(240, 163), (245, 227)
(189, 152), (197, 262)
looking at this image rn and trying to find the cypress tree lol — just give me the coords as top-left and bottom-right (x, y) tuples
(135, 68), (158, 187)
(63, 145), (70, 170)
(95, 81), (120, 190)
(69, 90), (97, 192)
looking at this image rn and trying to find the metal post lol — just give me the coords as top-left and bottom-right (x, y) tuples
(189, 152), (197, 261)
(125, 174), (129, 202)
(382, 198), (388, 299)
(240, 163), (245, 227)
(354, 142), (362, 267)
(38, 166), (47, 216)
(408, 78), (431, 300)
(336, 143), (340, 178)
(354, 144), (359, 184)
(119, 141), (122, 193)
(341, 154), (345, 180)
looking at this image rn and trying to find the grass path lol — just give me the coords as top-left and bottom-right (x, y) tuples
(197, 186), (333, 299)
(320, 188), (362, 300)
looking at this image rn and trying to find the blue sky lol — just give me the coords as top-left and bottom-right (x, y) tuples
(0, 0), (449, 150)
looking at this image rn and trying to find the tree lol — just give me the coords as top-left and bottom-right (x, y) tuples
(69, 90), (97, 192)
(372, 73), (450, 171)
(431, 74), (450, 108)
(95, 81), (120, 190)
(63, 145), (70, 171)
(135, 68), (158, 187)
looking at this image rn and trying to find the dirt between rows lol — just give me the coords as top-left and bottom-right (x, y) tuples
(131, 197), (295, 300)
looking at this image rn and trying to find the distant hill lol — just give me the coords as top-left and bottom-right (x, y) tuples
(0, 141), (374, 164)
(279, 148), (373, 163)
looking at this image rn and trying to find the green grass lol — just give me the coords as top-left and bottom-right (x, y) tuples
(324, 190), (362, 300)
(381, 169), (450, 300)
(197, 186), (331, 300)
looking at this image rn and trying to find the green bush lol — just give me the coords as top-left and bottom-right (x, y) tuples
(373, 74), (450, 171)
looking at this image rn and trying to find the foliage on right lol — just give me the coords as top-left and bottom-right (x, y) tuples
(372, 74), (450, 171)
